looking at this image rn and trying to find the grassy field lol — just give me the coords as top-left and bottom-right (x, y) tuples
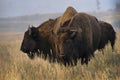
(0, 31), (120, 80)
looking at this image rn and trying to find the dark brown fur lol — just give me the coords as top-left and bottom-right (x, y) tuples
(53, 13), (101, 65)
(52, 7), (78, 65)
(98, 21), (116, 52)
(20, 19), (56, 61)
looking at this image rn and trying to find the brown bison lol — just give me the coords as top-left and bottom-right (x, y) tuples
(98, 21), (116, 52)
(20, 19), (56, 61)
(52, 6), (79, 65)
(53, 12), (101, 65)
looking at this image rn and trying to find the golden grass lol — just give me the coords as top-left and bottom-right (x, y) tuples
(0, 32), (120, 80)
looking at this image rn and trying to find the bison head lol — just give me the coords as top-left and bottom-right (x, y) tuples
(54, 20), (78, 57)
(20, 26), (40, 59)
(54, 27), (79, 65)
(53, 18), (83, 65)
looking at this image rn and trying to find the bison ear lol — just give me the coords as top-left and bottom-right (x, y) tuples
(28, 26), (32, 35)
(70, 32), (77, 39)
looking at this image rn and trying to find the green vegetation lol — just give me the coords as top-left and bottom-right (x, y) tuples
(0, 32), (120, 80)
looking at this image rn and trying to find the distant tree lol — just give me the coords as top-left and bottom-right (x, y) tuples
(116, 3), (120, 11)
(96, 0), (100, 10)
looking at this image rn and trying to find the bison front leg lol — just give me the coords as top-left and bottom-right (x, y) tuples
(81, 53), (91, 65)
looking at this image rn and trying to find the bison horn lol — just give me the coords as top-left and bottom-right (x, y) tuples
(69, 27), (82, 33)
(28, 26), (31, 35)
(70, 32), (77, 39)
(68, 29), (77, 39)
(70, 29), (77, 32)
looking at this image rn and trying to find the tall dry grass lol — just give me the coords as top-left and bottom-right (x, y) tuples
(0, 31), (120, 80)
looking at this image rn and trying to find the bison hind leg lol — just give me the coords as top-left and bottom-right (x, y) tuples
(110, 41), (115, 52)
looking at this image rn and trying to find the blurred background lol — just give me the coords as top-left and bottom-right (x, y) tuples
(0, 0), (120, 32)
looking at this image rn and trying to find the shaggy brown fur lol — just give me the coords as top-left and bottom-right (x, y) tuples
(20, 19), (56, 61)
(54, 6), (77, 35)
(53, 12), (101, 65)
(52, 7), (78, 65)
(98, 21), (116, 52)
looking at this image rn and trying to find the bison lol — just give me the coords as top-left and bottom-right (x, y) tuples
(98, 21), (116, 53)
(53, 12), (101, 65)
(52, 6), (79, 65)
(20, 19), (56, 62)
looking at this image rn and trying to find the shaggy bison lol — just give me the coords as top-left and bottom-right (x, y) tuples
(20, 19), (56, 61)
(53, 12), (101, 65)
(98, 21), (116, 52)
